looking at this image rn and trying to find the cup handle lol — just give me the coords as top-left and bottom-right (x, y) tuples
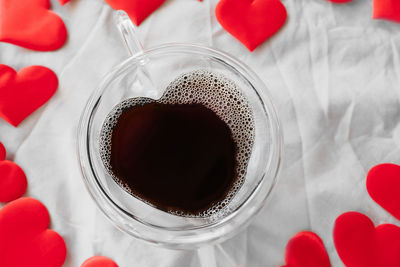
(115, 10), (145, 57)
(115, 10), (156, 97)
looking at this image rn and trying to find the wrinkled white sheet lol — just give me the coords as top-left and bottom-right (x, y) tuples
(1, 0), (400, 266)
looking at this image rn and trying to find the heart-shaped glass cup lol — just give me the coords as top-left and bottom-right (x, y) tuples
(78, 11), (282, 249)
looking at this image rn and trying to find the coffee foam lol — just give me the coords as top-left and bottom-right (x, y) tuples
(99, 70), (255, 217)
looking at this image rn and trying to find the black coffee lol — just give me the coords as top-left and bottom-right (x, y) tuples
(108, 102), (236, 214)
(100, 70), (255, 217)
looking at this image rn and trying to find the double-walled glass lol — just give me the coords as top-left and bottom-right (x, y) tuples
(78, 11), (282, 249)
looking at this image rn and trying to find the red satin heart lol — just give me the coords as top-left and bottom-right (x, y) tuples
(0, 142), (5, 161)
(0, 160), (27, 202)
(58, 0), (70, 5)
(0, 0), (67, 51)
(282, 231), (330, 267)
(216, 0), (287, 51)
(104, 0), (165, 26)
(373, 0), (400, 23)
(367, 163), (400, 220)
(0, 65), (58, 127)
(81, 256), (118, 267)
(0, 197), (67, 267)
(334, 212), (400, 267)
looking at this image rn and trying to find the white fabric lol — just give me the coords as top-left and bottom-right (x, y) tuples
(1, 0), (400, 266)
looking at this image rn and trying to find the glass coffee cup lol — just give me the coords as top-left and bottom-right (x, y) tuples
(78, 11), (282, 249)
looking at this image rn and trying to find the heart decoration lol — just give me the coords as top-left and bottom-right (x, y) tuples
(0, 160), (27, 202)
(367, 163), (400, 220)
(0, 142), (5, 161)
(81, 256), (118, 267)
(216, 0), (287, 51)
(373, 0), (400, 23)
(0, 197), (67, 267)
(58, 0), (70, 5)
(0, 0), (67, 51)
(0, 65), (58, 127)
(282, 231), (331, 267)
(104, 0), (165, 26)
(334, 211), (400, 267)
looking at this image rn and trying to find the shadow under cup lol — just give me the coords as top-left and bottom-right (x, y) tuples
(78, 44), (282, 248)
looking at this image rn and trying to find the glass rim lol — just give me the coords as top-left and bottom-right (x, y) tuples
(77, 43), (283, 248)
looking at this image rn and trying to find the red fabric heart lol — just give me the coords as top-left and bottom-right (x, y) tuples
(282, 231), (330, 267)
(58, 0), (70, 5)
(0, 142), (5, 161)
(216, 0), (287, 51)
(104, 0), (165, 26)
(0, 0), (67, 51)
(0, 65), (58, 127)
(81, 256), (118, 267)
(367, 163), (400, 220)
(373, 0), (400, 23)
(0, 160), (27, 202)
(334, 211), (400, 267)
(0, 197), (67, 267)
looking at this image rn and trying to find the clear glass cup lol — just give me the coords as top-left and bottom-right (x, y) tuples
(77, 11), (282, 249)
